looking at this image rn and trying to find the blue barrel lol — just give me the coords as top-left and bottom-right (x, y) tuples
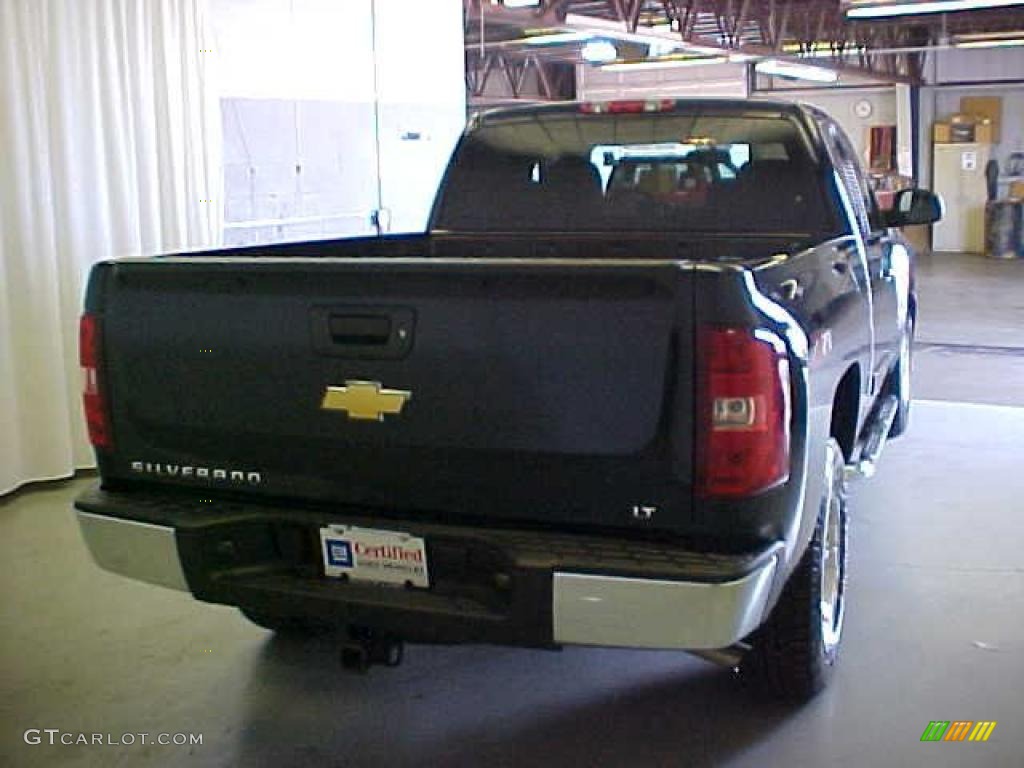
(1020, 203), (1024, 257)
(985, 201), (1022, 259)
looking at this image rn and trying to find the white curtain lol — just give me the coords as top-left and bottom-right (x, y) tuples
(0, 0), (222, 496)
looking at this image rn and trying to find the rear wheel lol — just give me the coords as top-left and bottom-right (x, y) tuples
(741, 438), (848, 700)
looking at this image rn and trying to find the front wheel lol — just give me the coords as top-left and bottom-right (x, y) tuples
(740, 438), (849, 700)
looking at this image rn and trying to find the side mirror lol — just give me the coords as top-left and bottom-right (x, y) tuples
(885, 188), (943, 227)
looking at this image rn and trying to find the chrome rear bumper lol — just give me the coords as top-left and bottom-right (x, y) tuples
(76, 511), (189, 591)
(76, 497), (778, 651)
(553, 557), (778, 650)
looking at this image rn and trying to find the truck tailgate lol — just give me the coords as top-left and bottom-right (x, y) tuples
(92, 257), (696, 533)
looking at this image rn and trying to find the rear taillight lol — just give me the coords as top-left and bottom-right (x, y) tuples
(80, 313), (112, 449)
(697, 327), (790, 498)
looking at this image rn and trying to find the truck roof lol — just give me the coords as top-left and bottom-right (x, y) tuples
(474, 98), (809, 126)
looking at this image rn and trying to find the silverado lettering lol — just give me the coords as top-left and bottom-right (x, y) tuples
(130, 461), (262, 485)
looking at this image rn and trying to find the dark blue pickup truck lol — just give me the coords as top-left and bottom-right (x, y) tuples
(74, 99), (941, 700)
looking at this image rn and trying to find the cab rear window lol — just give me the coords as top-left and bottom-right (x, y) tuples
(432, 110), (839, 236)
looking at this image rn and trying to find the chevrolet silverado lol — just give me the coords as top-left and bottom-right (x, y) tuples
(74, 99), (941, 699)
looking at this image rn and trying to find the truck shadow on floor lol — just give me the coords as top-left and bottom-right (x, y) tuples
(233, 632), (803, 768)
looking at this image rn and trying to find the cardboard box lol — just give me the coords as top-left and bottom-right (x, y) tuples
(961, 96), (1002, 143)
(1010, 181), (1024, 200)
(935, 122), (973, 142)
(933, 118), (993, 144)
(952, 122), (976, 142)
(974, 121), (993, 144)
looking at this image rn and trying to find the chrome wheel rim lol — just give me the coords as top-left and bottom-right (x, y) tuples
(820, 445), (845, 654)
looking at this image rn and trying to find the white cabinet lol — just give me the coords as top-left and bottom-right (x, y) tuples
(932, 143), (991, 254)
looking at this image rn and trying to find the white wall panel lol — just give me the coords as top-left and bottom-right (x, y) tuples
(211, 0), (376, 102)
(374, 0), (466, 233)
(373, 0), (465, 107)
(212, 0), (465, 242)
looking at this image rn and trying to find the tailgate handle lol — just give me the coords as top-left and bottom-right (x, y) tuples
(328, 314), (391, 346)
(312, 306), (415, 360)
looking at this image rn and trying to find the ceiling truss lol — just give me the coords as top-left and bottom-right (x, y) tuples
(465, 50), (576, 101)
(464, 0), (1024, 101)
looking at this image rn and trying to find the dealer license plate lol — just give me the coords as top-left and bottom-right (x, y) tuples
(319, 525), (430, 588)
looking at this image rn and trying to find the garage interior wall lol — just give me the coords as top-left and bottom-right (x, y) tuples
(0, 0), (222, 496)
(213, 0), (465, 246)
(929, 48), (1024, 165)
(934, 84), (1024, 172)
(754, 87), (899, 169)
(919, 47), (1024, 188)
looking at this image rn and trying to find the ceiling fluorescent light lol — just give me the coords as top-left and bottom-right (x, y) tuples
(560, 12), (763, 64)
(565, 13), (681, 45)
(564, 13), (738, 58)
(954, 36), (1024, 48)
(582, 40), (618, 62)
(684, 43), (733, 56)
(502, 0), (541, 7)
(846, 0), (1024, 19)
(601, 56), (728, 72)
(523, 31), (592, 45)
(956, 29), (1024, 39)
(756, 59), (839, 83)
(648, 40), (682, 57)
(781, 41), (847, 55)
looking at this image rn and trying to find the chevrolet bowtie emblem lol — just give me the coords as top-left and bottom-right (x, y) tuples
(320, 381), (411, 421)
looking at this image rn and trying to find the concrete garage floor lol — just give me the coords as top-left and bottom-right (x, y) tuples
(2, 255), (1023, 768)
(914, 252), (1024, 406)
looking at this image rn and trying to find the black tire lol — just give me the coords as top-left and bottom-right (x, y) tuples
(238, 607), (328, 635)
(888, 317), (914, 438)
(740, 438), (848, 701)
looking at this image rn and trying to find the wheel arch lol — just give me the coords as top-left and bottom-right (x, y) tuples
(830, 365), (861, 462)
